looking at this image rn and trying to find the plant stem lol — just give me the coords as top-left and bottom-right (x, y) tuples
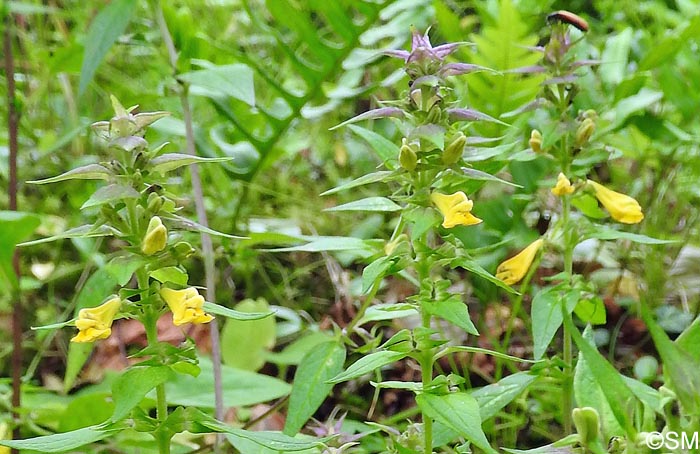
(420, 329), (434, 454)
(154, 5), (225, 441)
(344, 278), (381, 336)
(561, 188), (574, 435)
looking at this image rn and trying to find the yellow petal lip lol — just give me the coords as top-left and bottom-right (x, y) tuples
(551, 173), (575, 196)
(588, 180), (644, 224)
(496, 239), (544, 285)
(71, 296), (122, 343)
(431, 191), (483, 229)
(160, 287), (214, 326)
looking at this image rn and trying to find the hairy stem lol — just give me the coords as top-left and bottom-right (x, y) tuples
(154, 5), (225, 438)
(561, 175), (574, 435)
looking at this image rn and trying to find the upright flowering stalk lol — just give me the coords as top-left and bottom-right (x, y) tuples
(501, 11), (647, 439)
(325, 28), (515, 454)
(17, 97), (265, 453)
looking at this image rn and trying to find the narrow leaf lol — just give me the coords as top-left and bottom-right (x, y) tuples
(325, 196), (401, 213)
(203, 301), (272, 321)
(111, 366), (174, 421)
(327, 350), (408, 384)
(0, 424), (122, 452)
(330, 107), (404, 130)
(28, 164), (112, 184)
(150, 153), (233, 174)
(81, 183), (140, 209)
(321, 171), (393, 196)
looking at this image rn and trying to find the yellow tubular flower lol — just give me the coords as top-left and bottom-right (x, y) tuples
(496, 239), (544, 285)
(551, 173), (575, 196)
(141, 216), (168, 255)
(430, 191), (482, 228)
(71, 296), (122, 343)
(160, 287), (214, 326)
(588, 180), (644, 224)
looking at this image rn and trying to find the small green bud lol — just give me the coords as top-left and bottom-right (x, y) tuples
(172, 241), (196, 260)
(572, 407), (600, 446)
(575, 117), (595, 147)
(147, 192), (163, 214)
(399, 138), (418, 171)
(443, 132), (467, 165)
(410, 89), (422, 109)
(141, 216), (168, 255)
(425, 105), (441, 124)
(529, 129), (543, 153)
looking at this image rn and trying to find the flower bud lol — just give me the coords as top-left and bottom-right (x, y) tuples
(147, 192), (163, 214)
(572, 407), (600, 446)
(425, 106), (441, 124)
(399, 138), (418, 171)
(442, 132), (466, 165)
(172, 241), (196, 260)
(529, 129), (543, 153)
(575, 117), (595, 147)
(141, 216), (168, 255)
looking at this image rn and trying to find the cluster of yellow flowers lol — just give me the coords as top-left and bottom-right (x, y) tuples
(429, 175), (644, 286)
(71, 215), (214, 343)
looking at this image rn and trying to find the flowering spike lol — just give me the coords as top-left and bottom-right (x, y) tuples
(431, 192), (482, 228)
(160, 287), (214, 326)
(496, 239), (544, 285)
(588, 180), (644, 224)
(71, 296), (122, 343)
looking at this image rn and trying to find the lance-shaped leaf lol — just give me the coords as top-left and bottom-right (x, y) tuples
(81, 183), (140, 209)
(109, 136), (147, 152)
(460, 168), (522, 188)
(327, 350), (408, 384)
(325, 197), (401, 212)
(164, 214), (245, 239)
(504, 65), (547, 74)
(330, 107), (404, 130)
(321, 171), (393, 196)
(19, 224), (121, 247)
(445, 108), (508, 126)
(149, 153), (234, 174)
(203, 302), (272, 321)
(0, 423), (124, 452)
(28, 164), (113, 184)
(439, 63), (500, 77)
(133, 111), (170, 130)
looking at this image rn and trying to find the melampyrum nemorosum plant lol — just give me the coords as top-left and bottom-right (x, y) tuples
(491, 11), (685, 454)
(1, 97), (277, 454)
(320, 28), (540, 454)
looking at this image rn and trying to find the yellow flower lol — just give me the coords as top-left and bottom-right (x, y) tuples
(141, 216), (167, 255)
(496, 239), (544, 285)
(551, 173), (575, 196)
(71, 296), (122, 343)
(588, 180), (644, 224)
(431, 191), (482, 228)
(160, 287), (214, 326)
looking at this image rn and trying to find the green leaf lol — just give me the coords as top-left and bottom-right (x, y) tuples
(111, 366), (174, 421)
(676, 316), (700, 362)
(0, 424), (122, 452)
(104, 256), (144, 286)
(584, 225), (674, 244)
(0, 211), (40, 287)
(79, 0), (137, 96)
(28, 163), (113, 184)
(599, 28), (632, 86)
(150, 266), (189, 286)
(532, 288), (578, 360)
(472, 372), (537, 420)
(327, 350), (408, 384)
(608, 89), (663, 128)
(566, 317), (635, 436)
(573, 298), (606, 325)
(356, 303), (419, 325)
(436, 346), (540, 364)
(19, 224), (120, 247)
(268, 236), (378, 253)
(416, 393), (497, 454)
(179, 63), (255, 106)
(81, 183), (140, 209)
(225, 429), (325, 453)
(347, 124), (399, 164)
(149, 153), (234, 174)
(165, 214), (245, 239)
(58, 393), (114, 432)
(284, 341), (346, 435)
(460, 168), (523, 188)
(320, 171), (393, 196)
(266, 331), (334, 366)
(221, 299), (276, 371)
(203, 302), (272, 321)
(451, 256), (517, 294)
(425, 296), (478, 335)
(166, 355), (291, 407)
(325, 196), (401, 212)
(362, 256), (391, 293)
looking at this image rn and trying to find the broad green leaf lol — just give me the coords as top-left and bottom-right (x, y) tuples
(0, 211), (40, 288)
(472, 372), (537, 420)
(425, 296), (478, 335)
(79, 0), (137, 95)
(416, 392), (497, 454)
(321, 171), (393, 196)
(325, 196), (401, 212)
(166, 356), (291, 407)
(573, 297), (606, 325)
(327, 350), (408, 384)
(150, 266), (188, 286)
(266, 331), (334, 366)
(179, 63), (256, 106)
(81, 183), (139, 209)
(104, 256), (144, 286)
(608, 89), (663, 127)
(584, 225), (674, 244)
(676, 316), (700, 362)
(566, 317), (634, 436)
(20, 224), (120, 247)
(600, 28), (632, 86)
(532, 288), (578, 360)
(58, 393), (113, 432)
(362, 256), (391, 293)
(347, 124), (399, 164)
(149, 153), (233, 174)
(574, 326), (624, 438)
(640, 305), (700, 415)
(221, 299), (276, 371)
(0, 424), (122, 452)
(284, 341), (346, 435)
(111, 366), (174, 421)
(28, 163), (112, 184)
